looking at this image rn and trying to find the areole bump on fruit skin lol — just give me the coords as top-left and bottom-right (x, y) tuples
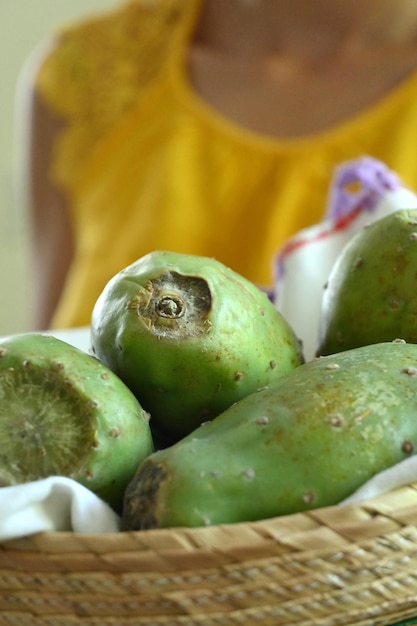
(122, 341), (417, 530)
(91, 251), (304, 440)
(0, 333), (154, 513)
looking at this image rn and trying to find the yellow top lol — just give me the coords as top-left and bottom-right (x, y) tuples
(37, 0), (417, 329)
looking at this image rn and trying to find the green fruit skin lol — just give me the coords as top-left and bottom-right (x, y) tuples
(317, 209), (417, 356)
(91, 251), (304, 438)
(123, 341), (417, 529)
(0, 333), (154, 512)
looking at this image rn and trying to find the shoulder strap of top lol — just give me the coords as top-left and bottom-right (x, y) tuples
(35, 0), (201, 190)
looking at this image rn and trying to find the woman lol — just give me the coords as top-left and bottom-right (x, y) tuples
(23, 0), (417, 329)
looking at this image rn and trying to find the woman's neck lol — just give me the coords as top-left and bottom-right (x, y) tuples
(188, 0), (417, 138)
(194, 0), (417, 64)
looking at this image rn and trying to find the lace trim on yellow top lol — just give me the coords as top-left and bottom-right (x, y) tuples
(35, 0), (202, 191)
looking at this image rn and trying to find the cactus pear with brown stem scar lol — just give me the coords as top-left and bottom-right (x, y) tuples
(123, 341), (417, 529)
(91, 251), (304, 441)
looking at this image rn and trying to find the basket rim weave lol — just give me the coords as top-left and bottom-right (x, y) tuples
(1, 481), (417, 625)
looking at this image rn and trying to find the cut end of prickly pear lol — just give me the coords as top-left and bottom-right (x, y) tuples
(122, 459), (168, 530)
(0, 362), (96, 483)
(129, 271), (212, 339)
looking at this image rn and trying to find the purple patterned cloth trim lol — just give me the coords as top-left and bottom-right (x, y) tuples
(325, 156), (400, 221)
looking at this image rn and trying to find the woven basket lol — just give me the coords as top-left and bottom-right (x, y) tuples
(1, 483), (417, 626)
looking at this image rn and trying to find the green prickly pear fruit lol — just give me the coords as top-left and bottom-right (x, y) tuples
(90, 250), (303, 440)
(0, 333), (154, 512)
(123, 340), (417, 529)
(317, 209), (417, 356)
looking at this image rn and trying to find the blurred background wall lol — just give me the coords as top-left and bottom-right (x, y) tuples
(0, 0), (119, 335)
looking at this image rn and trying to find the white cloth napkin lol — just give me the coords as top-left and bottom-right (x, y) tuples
(341, 456), (417, 505)
(1, 460), (417, 541)
(0, 476), (120, 540)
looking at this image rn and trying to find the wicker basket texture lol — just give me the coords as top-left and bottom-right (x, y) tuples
(1, 482), (417, 625)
